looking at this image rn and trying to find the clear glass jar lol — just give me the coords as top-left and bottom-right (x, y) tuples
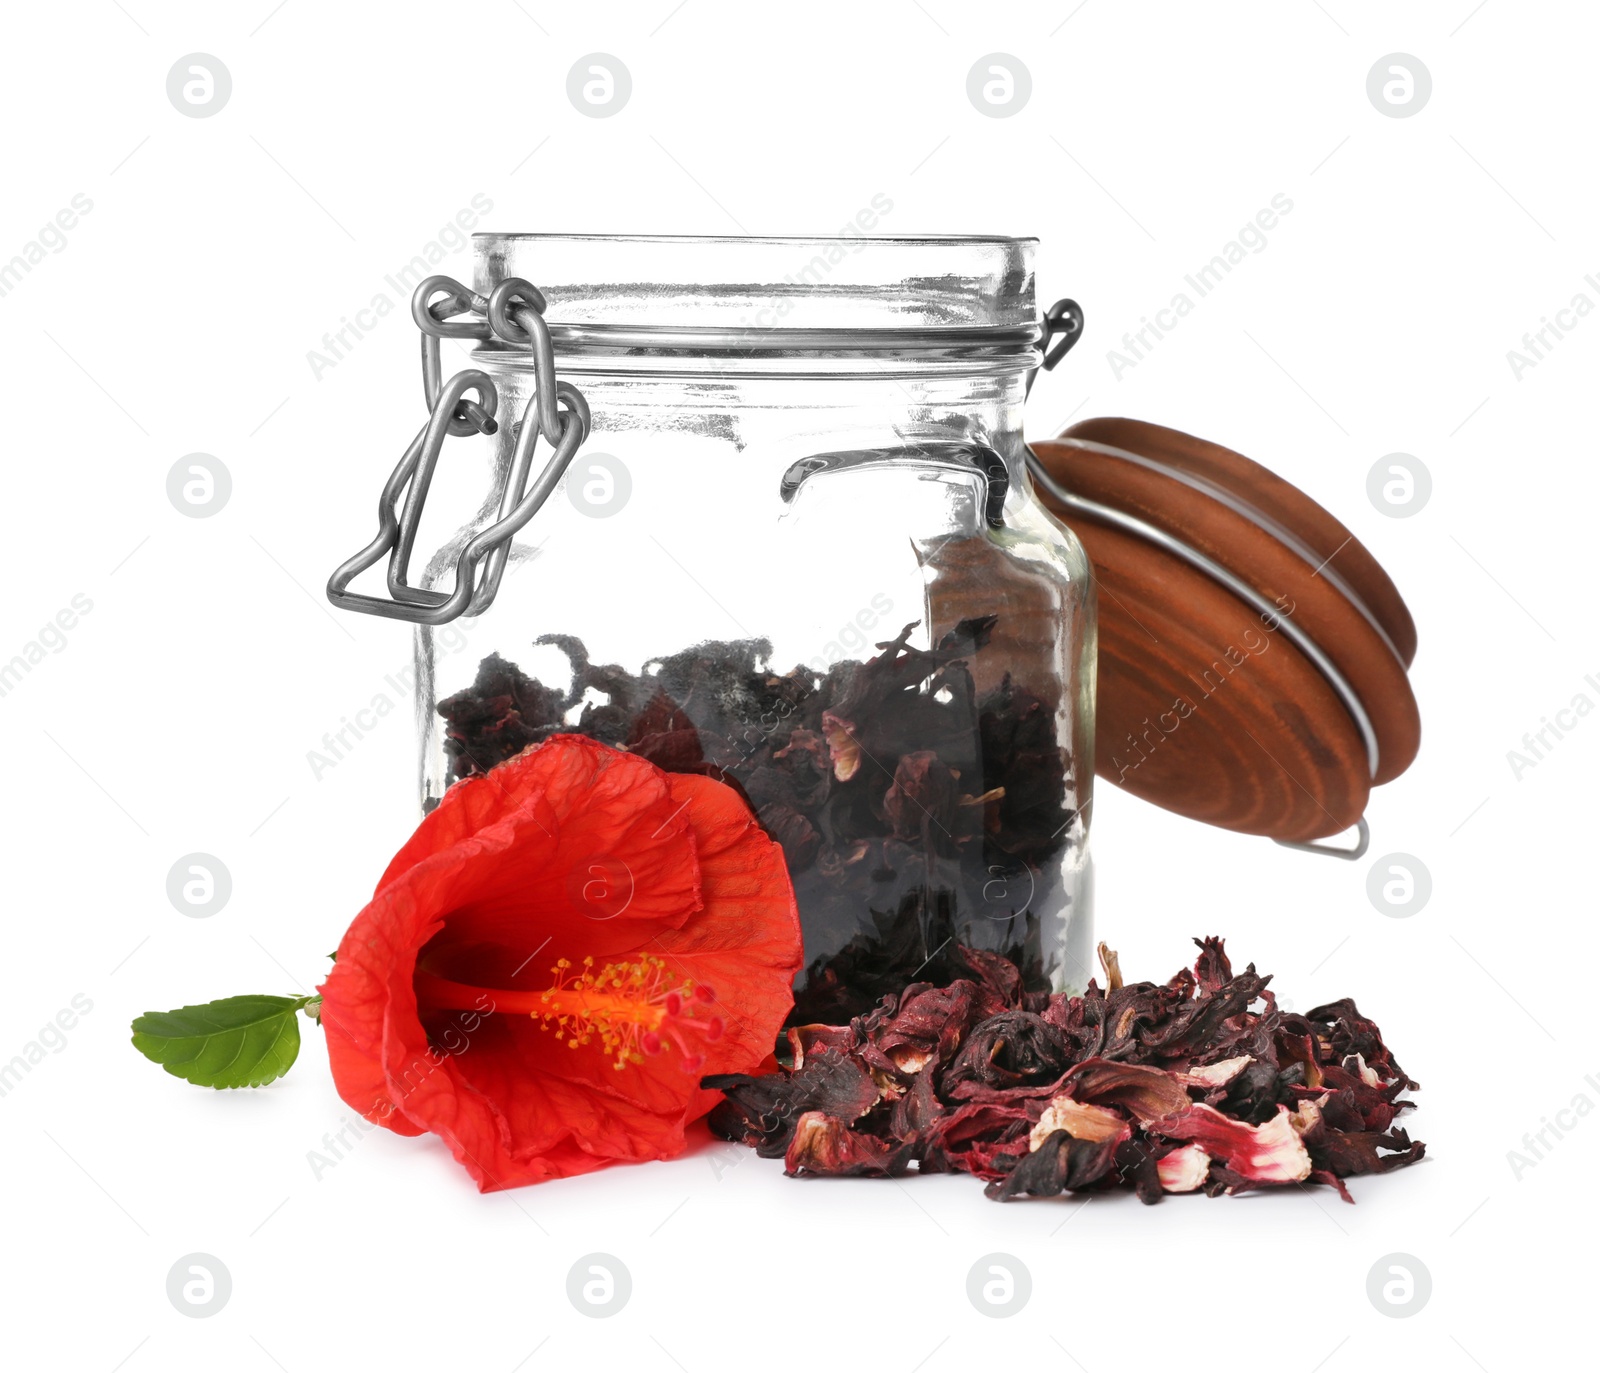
(397, 235), (1095, 1020)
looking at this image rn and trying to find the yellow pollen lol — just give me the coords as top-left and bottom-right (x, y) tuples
(533, 955), (717, 1072)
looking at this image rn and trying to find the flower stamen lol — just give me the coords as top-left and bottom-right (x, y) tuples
(534, 955), (723, 1072)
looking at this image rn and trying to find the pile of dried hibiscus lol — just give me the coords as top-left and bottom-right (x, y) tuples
(706, 937), (1424, 1203)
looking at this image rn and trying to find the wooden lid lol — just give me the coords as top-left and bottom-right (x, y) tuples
(1028, 418), (1420, 843)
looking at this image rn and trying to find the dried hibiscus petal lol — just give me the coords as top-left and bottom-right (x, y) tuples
(864, 980), (986, 1076)
(820, 712), (862, 782)
(984, 1128), (1123, 1200)
(785, 1113), (914, 1178)
(705, 1048), (880, 1158)
(437, 652), (568, 780)
(756, 803), (823, 873)
(1306, 1125), (1426, 1179)
(1061, 1059), (1193, 1123)
(920, 1102), (1033, 1179)
(1028, 1096), (1129, 1149)
(883, 750), (962, 842)
(1114, 1137), (1166, 1205)
(942, 1010), (1071, 1099)
(890, 1064), (946, 1141)
(1144, 1102), (1312, 1184)
(1156, 1143), (1211, 1193)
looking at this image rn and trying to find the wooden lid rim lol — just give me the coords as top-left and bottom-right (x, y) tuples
(1051, 435), (1409, 670)
(1026, 451), (1381, 780)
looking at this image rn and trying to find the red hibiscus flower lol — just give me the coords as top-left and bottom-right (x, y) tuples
(318, 734), (802, 1191)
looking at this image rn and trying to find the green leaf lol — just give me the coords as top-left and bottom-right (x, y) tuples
(130, 994), (311, 1089)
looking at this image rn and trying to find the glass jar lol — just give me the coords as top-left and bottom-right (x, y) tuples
(334, 234), (1097, 1022)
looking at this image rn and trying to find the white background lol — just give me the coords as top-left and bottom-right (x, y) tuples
(1, 1), (1593, 1368)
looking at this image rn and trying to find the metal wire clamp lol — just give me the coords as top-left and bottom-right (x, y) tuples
(1025, 297), (1083, 396)
(326, 274), (592, 625)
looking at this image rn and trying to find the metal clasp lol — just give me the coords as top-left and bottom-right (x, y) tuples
(1274, 817), (1371, 861)
(779, 442), (1010, 529)
(1025, 297), (1084, 396)
(1040, 298), (1084, 371)
(326, 275), (592, 625)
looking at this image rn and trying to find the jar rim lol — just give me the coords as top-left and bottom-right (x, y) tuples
(470, 233), (1043, 373)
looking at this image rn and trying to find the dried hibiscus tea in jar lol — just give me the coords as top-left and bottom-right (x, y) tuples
(438, 603), (1084, 1020)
